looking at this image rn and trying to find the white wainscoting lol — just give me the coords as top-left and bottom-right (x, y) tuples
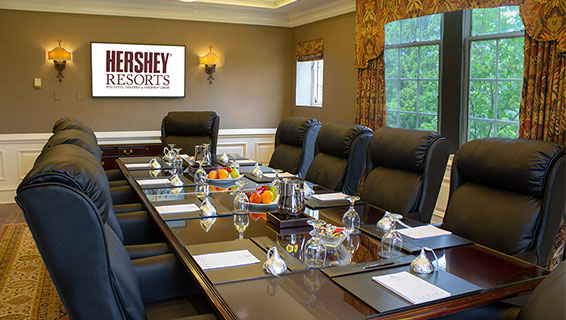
(0, 129), (276, 204)
(431, 155), (453, 224)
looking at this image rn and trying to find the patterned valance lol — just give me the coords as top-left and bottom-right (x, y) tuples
(520, 0), (566, 53)
(355, 0), (523, 69)
(296, 38), (324, 61)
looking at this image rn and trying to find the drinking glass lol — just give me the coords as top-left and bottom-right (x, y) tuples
(202, 143), (211, 166)
(233, 180), (249, 215)
(271, 169), (283, 194)
(173, 147), (183, 173)
(342, 196), (361, 234)
(194, 161), (207, 185)
(303, 219), (327, 268)
(378, 213), (404, 258)
(233, 213), (249, 240)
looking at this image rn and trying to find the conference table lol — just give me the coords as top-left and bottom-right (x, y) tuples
(117, 156), (547, 320)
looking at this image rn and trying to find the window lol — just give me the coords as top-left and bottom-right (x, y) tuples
(296, 60), (323, 107)
(466, 7), (524, 140)
(384, 14), (442, 130)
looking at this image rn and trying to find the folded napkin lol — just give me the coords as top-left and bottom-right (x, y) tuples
(373, 271), (450, 304)
(155, 204), (199, 214)
(136, 178), (171, 186)
(397, 225), (452, 239)
(262, 172), (295, 178)
(193, 249), (260, 270)
(311, 193), (349, 201)
(124, 163), (151, 168)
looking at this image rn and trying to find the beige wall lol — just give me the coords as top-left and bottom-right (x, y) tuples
(291, 13), (356, 124)
(0, 9), (292, 133)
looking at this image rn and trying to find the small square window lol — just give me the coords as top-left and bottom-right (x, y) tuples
(296, 60), (323, 107)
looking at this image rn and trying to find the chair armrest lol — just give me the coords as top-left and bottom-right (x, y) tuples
(132, 253), (200, 304)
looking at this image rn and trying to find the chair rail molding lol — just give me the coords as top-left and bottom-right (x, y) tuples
(0, 128), (275, 204)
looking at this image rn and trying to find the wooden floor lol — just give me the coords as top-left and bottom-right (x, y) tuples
(0, 203), (25, 227)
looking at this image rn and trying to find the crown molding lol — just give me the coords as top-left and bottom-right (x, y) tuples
(0, 0), (355, 27)
(289, 0), (355, 27)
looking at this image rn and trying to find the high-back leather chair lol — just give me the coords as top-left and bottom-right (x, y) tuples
(443, 138), (565, 266)
(268, 117), (321, 178)
(360, 127), (450, 223)
(305, 122), (373, 195)
(52, 117), (127, 183)
(16, 145), (213, 319)
(161, 111), (220, 155)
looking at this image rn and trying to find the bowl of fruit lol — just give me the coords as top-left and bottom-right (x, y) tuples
(317, 224), (351, 248)
(246, 185), (278, 208)
(206, 166), (241, 183)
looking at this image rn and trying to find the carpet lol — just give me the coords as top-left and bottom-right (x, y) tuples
(0, 224), (67, 320)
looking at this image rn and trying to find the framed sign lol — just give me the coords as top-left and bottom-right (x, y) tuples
(91, 42), (185, 97)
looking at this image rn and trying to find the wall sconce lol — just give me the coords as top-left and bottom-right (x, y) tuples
(48, 39), (72, 82)
(199, 46), (219, 84)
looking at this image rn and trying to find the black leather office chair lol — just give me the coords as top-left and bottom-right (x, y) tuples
(52, 117), (126, 183)
(435, 260), (565, 320)
(16, 149), (215, 319)
(360, 127), (450, 223)
(25, 144), (164, 247)
(161, 111), (220, 156)
(268, 117), (321, 178)
(442, 138), (565, 267)
(305, 122), (373, 195)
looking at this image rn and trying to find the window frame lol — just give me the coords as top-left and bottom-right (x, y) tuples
(295, 59), (323, 108)
(384, 15), (444, 131)
(462, 8), (525, 143)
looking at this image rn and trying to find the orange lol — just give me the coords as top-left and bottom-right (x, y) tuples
(261, 190), (273, 204)
(208, 170), (218, 179)
(249, 191), (262, 204)
(218, 169), (229, 179)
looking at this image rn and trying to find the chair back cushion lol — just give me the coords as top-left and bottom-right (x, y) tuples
(43, 129), (102, 161)
(444, 138), (565, 261)
(21, 144), (124, 242)
(306, 122), (372, 194)
(53, 117), (97, 139)
(361, 127), (448, 221)
(269, 117), (321, 176)
(453, 138), (563, 197)
(161, 111), (220, 154)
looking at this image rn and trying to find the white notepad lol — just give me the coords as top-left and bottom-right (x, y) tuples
(397, 225), (452, 239)
(311, 193), (349, 201)
(155, 204), (199, 214)
(235, 159), (257, 165)
(262, 172), (295, 178)
(124, 163), (151, 169)
(373, 271), (450, 304)
(193, 250), (260, 270)
(136, 178), (171, 186)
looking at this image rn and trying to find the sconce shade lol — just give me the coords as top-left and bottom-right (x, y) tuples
(48, 43), (72, 61)
(199, 52), (219, 65)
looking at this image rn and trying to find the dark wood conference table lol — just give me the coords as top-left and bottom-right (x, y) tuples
(117, 157), (547, 320)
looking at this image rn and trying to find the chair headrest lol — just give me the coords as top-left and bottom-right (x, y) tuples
(43, 129), (102, 161)
(277, 117), (321, 147)
(52, 117), (97, 139)
(162, 111), (218, 136)
(19, 144), (113, 223)
(455, 138), (564, 197)
(369, 127), (443, 172)
(316, 122), (372, 158)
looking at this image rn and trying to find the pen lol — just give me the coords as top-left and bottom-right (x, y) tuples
(362, 261), (397, 270)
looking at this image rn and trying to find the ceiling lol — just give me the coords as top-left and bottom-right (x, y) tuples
(0, 0), (355, 27)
